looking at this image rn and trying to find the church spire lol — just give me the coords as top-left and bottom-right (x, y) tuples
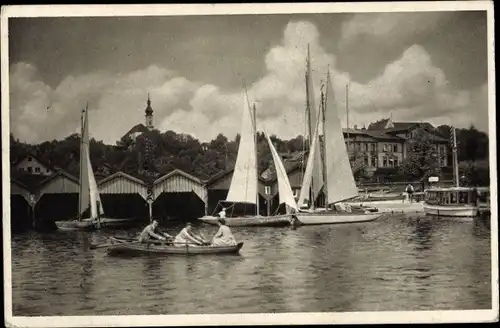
(145, 93), (154, 130)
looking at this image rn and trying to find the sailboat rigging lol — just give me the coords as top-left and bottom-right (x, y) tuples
(55, 105), (133, 231)
(198, 89), (298, 227)
(294, 51), (383, 225)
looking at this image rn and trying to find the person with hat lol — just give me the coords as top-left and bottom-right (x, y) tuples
(138, 219), (173, 243)
(173, 222), (208, 246)
(211, 218), (237, 247)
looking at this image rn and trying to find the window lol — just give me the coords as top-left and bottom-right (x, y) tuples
(394, 158), (399, 167)
(27, 167), (33, 173)
(459, 192), (469, 204)
(383, 144), (387, 152)
(364, 143), (368, 152)
(371, 144), (376, 152)
(364, 156), (369, 166)
(264, 186), (271, 195)
(393, 144), (398, 152)
(28, 156), (33, 162)
(371, 157), (377, 167)
(35, 167), (40, 173)
(46, 168), (50, 173)
(450, 192), (457, 204)
(382, 157), (387, 167)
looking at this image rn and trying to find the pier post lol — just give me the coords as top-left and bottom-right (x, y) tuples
(29, 193), (36, 229)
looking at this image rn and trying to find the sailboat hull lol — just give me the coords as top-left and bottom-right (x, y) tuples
(295, 211), (383, 226)
(198, 215), (293, 227)
(82, 217), (135, 228)
(55, 220), (95, 231)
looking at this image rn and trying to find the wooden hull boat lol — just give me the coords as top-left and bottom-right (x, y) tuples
(82, 217), (135, 228)
(55, 220), (95, 231)
(423, 203), (478, 218)
(294, 211), (383, 226)
(106, 237), (244, 256)
(198, 214), (293, 227)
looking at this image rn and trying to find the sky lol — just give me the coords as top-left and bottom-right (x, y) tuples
(8, 10), (490, 145)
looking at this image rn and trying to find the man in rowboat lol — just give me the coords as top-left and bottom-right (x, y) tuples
(173, 222), (208, 247)
(211, 218), (237, 247)
(138, 220), (173, 243)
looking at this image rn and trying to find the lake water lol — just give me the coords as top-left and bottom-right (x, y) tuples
(10, 214), (492, 315)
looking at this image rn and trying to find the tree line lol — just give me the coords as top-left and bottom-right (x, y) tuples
(10, 123), (489, 185)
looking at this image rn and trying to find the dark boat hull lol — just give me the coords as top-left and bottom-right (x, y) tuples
(107, 237), (244, 256)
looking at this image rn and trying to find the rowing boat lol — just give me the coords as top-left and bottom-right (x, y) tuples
(106, 237), (244, 256)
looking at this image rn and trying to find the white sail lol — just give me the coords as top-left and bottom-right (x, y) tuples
(79, 109), (90, 217)
(298, 105), (322, 208)
(226, 92), (258, 204)
(324, 71), (358, 204)
(305, 45), (324, 200)
(265, 133), (298, 212)
(82, 108), (105, 219)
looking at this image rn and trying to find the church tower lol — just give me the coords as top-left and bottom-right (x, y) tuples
(145, 93), (154, 130)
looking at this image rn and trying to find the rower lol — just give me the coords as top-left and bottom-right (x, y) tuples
(138, 219), (173, 243)
(211, 218), (237, 247)
(173, 222), (207, 246)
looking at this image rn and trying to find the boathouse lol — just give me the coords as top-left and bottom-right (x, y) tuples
(97, 171), (149, 220)
(10, 177), (34, 231)
(35, 170), (80, 228)
(152, 169), (207, 222)
(206, 168), (268, 216)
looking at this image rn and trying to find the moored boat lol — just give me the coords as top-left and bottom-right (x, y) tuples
(294, 211), (382, 226)
(198, 89), (300, 228)
(293, 51), (384, 226)
(423, 187), (484, 218)
(198, 214), (293, 227)
(55, 105), (134, 231)
(106, 237), (244, 256)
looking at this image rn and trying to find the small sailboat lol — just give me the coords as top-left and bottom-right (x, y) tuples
(55, 106), (133, 231)
(294, 48), (383, 225)
(198, 91), (298, 227)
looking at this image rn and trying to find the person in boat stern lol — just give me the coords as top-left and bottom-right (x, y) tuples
(211, 218), (237, 247)
(138, 220), (173, 243)
(173, 222), (208, 246)
(218, 207), (227, 218)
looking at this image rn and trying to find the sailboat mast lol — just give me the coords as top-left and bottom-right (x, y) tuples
(253, 103), (260, 216)
(305, 45), (316, 208)
(78, 107), (84, 219)
(346, 84), (350, 150)
(320, 77), (329, 208)
(452, 126), (459, 187)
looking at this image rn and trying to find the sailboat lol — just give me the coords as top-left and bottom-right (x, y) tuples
(55, 106), (133, 231)
(198, 91), (298, 227)
(294, 49), (383, 226)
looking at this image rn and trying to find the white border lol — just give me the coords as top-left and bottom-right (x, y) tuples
(2, 2), (498, 327)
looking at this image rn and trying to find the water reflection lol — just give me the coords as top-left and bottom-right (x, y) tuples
(11, 215), (492, 315)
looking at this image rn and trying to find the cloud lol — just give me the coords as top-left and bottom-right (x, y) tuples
(339, 12), (447, 49)
(9, 19), (489, 145)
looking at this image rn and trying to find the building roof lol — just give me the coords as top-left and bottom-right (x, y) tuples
(207, 167), (268, 186)
(154, 169), (206, 186)
(264, 161), (303, 183)
(12, 152), (55, 171)
(367, 118), (390, 130)
(98, 171), (147, 186)
(123, 123), (149, 137)
(10, 172), (48, 191)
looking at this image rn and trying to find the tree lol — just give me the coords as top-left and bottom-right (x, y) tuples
(399, 129), (442, 186)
